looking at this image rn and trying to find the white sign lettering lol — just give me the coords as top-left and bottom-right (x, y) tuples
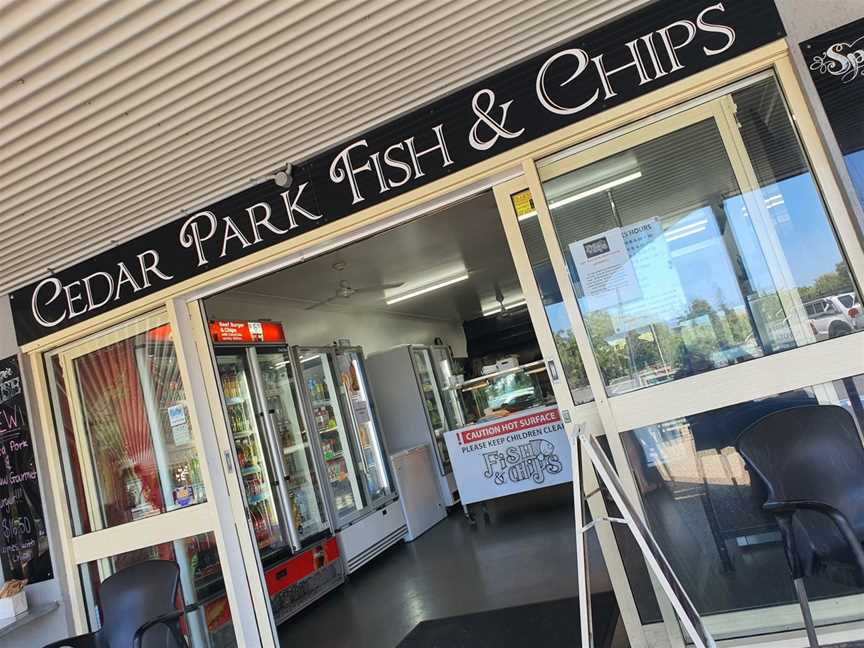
(810, 35), (864, 83)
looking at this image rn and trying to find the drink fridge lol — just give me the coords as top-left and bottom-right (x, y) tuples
(210, 321), (345, 625)
(366, 344), (465, 507)
(292, 345), (406, 573)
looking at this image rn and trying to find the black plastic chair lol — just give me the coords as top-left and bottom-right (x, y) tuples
(43, 560), (201, 648)
(736, 404), (864, 648)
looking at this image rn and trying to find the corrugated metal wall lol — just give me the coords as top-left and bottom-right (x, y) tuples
(0, 0), (647, 295)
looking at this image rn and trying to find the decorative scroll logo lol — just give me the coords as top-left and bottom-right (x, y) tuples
(482, 439), (563, 486)
(810, 35), (864, 83)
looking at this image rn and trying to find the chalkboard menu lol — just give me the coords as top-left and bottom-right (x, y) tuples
(801, 18), (864, 209)
(0, 354), (52, 583)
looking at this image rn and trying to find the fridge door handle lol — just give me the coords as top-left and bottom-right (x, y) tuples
(223, 450), (235, 474)
(263, 409), (289, 480)
(546, 359), (560, 382)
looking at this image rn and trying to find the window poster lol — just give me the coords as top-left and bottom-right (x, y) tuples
(571, 218), (687, 331)
(0, 355), (52, 583)
(570, 226), (642, 310)
(802, 18), (864, 208)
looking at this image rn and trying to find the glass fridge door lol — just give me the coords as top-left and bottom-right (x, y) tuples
(216, 351), (287, 556)
(296, 349), (366, 526)
(256, 349), (329, 547)
(430, 345), (466, 430)
(334, 348), (394, 505)
(411, 347), (451, 474)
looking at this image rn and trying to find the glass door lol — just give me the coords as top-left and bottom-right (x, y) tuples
(43, 311), (250, 647)
(333, 348), (394, 506)
(254, 349), (329, 546)
(215, 350), (287, 557)
(430, 345), (466, 430)
(499, 73), (864, 642)
(411, 346), (451, 474)
(295, 348), (366, 527)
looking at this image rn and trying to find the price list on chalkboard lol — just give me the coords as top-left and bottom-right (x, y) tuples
(0, 354), (52, 583)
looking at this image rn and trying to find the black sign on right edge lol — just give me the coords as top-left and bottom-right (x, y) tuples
(801, 18), (864, 208)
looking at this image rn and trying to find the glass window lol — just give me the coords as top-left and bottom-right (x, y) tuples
(538, 76), (861, 395)
(47, 316), (206, 535)
(512, 190), (593, 405)
(621, 374), (864, 629)
(79, 532), (237, 648)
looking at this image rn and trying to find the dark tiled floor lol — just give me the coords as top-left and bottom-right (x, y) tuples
(278, 485), (618, 648)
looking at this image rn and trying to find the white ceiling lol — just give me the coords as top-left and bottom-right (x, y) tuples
(212, 191), (524, 321)
(0, 0), (646, 296)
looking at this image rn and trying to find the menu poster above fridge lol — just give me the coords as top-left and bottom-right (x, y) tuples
(0, 355), (52, 583)
(445, 406), (571, 505)
(802, 17), (864, 207)
(210, 320), (286, 344)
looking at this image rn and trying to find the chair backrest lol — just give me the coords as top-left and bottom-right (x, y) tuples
(99, 560), (182, 648)
(736, 405), (864, 566)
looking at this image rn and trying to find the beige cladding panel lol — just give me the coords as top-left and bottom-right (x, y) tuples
(0, 0), (647, 296)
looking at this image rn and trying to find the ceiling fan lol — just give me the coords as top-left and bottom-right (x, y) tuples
(305, 263), (404, 310)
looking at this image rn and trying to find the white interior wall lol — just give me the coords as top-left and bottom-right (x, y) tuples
(0, 295), (70, 647)
(205, 292), (469, 358)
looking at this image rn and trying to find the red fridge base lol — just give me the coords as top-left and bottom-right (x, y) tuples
(265, 537), (341, 596)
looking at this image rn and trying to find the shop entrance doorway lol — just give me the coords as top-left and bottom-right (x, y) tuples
(495, 72), (864, 643)
(193, 190), (634, 648)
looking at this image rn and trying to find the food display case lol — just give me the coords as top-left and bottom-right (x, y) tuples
(210, 321), (343, 625)
(459, 360), (555, 424)
(293, 345), (405, 573)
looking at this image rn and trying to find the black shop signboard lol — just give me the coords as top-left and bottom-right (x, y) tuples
(802, 18), (864, 208)
(0, 355), (52, 583)
(11, 0), (785, 345)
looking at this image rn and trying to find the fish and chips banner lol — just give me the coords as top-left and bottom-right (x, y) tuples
(445, 406), (571, 505)
(11, 0), (784, 345)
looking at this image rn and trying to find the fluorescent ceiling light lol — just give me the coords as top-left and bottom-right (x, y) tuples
(483, 298), (527, 317)
(386, 274), (469, 305)
(548, 171), (642, 210)
(519, 171), (642, 221)
(665, 219), (708, 242)
(666, 226), (705, 242)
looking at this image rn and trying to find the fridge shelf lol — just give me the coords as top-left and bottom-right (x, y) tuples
(323, 452), (344, 461)
(286, 479), (309, 491)
(282, 442), (309, 455)
(225, 397), (246, 406)
(248, 493), (269, 505)
(232, 430), (255, 439)
(311, 399), (333, 407)
(240, 465), (262, 476)
(318, 424), (340, 434)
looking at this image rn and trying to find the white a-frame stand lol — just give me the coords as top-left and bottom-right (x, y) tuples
(569, 422), (717, 648)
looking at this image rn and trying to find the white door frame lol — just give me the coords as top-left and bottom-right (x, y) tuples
(495, 176), (684, 648)
(31, 304), (266, 647)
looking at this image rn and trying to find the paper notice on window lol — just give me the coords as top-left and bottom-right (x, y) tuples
(614, 218), (687, 332)
(570, 227), (641, 310)
(352, 399), (371, 425)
